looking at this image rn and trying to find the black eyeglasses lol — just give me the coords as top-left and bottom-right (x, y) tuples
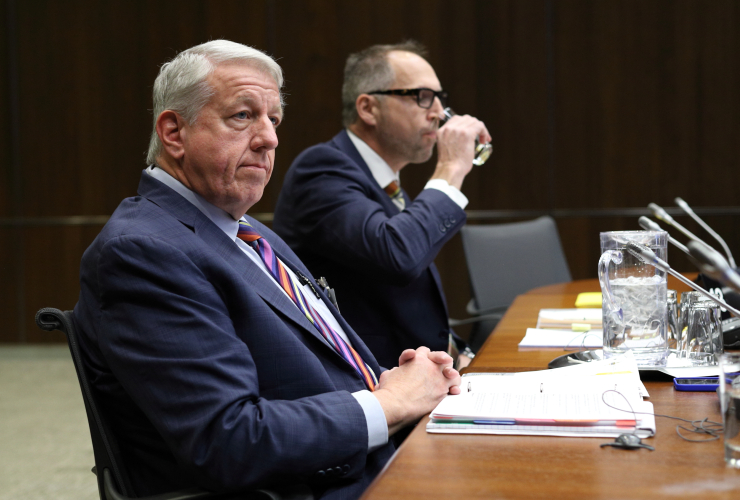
(367, 88), (448, 109)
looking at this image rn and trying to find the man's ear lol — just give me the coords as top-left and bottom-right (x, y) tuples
(355, 94), (380, 127)
(156, 110), (187, 160)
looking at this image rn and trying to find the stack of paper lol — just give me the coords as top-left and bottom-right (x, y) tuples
(518, 328), (603, 348)
(516, 308), (604, 348)
(536, 308), (603, 329)
(427, 354), (655, 438)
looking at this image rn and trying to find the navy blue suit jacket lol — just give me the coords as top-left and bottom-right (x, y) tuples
(73, 171), (393, 499)
(273, 130), (467, 369)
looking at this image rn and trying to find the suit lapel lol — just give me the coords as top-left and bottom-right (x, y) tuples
(139, 170), (381, 378)
(333, 130), (402, 216)
(138, 172), (337, 353)
(275, 248), (383, 374)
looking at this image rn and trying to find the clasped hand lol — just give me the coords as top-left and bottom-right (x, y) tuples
(373, 347), (461, 436)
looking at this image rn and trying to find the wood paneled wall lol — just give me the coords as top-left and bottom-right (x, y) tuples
(2, 0), (739, 342)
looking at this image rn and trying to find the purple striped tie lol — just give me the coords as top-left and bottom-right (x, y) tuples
(237, 221), (378, 391)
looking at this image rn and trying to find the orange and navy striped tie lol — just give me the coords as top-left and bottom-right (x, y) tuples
(237, 221), (378, 391)
(384, 181), (405, 210)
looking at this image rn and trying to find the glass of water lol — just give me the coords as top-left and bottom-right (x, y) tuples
(666, 289), (678, 350)
(678, 291), (706, 356)
(442, 108), (492, 166)
(683, 299), (723, 365)
(719, 353), (740, 468)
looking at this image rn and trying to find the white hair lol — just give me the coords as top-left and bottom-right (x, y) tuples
(146, 40), (283, 165)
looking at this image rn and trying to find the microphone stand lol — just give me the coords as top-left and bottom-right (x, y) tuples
(648, 203), (707, 246)
(687, 241), (740, 294)
(625, 242), (740, 318)
(675, 197), (736, 268)
(637, 216), (690, 254)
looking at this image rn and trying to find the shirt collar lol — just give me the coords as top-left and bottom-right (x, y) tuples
(346, 129), (399, 189)
(146, 165), (241, 240)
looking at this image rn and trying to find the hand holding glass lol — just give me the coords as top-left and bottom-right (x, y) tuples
(441, 108), (492, 166)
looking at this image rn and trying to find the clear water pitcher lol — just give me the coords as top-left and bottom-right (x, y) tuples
(598, 230), (669, 365)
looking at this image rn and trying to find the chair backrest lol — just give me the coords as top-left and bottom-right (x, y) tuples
(35, 308), (309, 500)
(461, 216), (572, 312)
(35, 308), (135, 500)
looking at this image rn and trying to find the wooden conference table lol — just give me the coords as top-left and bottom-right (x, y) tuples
(361, 278), (740, 500)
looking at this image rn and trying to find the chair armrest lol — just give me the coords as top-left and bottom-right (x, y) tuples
(448, 312), (504, 327)
(464, 299), (508, 317)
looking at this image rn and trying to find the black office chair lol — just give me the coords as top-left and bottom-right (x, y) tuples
(450, 216), (572, 352)
(35, 308), (311, 500)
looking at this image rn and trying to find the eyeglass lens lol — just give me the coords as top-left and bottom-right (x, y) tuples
(418, 89), (447, 109)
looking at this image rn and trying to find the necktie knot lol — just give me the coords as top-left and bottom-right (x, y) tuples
(384, 181), (401, 197)
(384, 181), (405, 210)
(237, 221), (262, 245)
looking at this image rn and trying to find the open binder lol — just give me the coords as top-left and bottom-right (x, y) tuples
(427, 354), (656, 438)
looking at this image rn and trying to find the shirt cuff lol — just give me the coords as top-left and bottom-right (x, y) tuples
(424, 179), (469, 209)
(352, 390), (389, 452)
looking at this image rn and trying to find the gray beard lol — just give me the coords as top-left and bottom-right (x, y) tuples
(376, 128), (435, 166)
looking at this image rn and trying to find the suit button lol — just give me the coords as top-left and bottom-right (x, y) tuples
(444, 220), (452, 228)
(342, 464), (350, 475)
(315, 470), (325, 479)
(439, 224), (447, 232)
(450, 217), (456, 224)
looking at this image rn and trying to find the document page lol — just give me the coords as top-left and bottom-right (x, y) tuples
(518, 328), (603, 348)
(427, 353), (656, 438)
(462, 353), (649, 399)
(432, 389), (641, 423)
(536, 308), (602, 328)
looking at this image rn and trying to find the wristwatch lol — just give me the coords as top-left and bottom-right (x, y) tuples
(461, 347), (476, 359)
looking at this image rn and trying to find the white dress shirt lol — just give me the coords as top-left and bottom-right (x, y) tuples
(146, 166), (388, 452)
(346, 129), (469, 209)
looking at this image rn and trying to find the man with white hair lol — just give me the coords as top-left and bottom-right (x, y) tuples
(273, 41), (490, 371)
(74, 40), (460, 499)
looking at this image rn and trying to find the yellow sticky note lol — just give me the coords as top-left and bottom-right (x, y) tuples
(575, 292), (602, 308)
(571, 323), (591, 332)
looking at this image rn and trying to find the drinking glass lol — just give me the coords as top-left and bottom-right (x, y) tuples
(442, 107), (492, 166)
(719, 353), (740, 468)
(682, 299), (723, 365)
(678, 291), (705, 357)
(666, 290), (679, 350)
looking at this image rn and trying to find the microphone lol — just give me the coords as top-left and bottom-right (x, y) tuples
(625, 241), (740, 317)
(687, 241), (740, 293)
(675, 197), (736, 268)
(647, 203), (706, 245)
(637, 216), (690, 255)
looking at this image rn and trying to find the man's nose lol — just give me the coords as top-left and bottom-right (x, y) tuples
(428, 96), (445, 122)
(252, 116), (279, 151)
